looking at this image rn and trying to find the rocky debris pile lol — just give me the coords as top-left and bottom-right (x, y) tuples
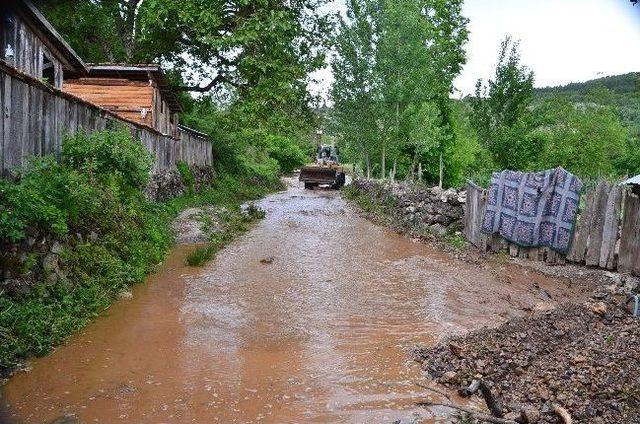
(351, 179), (465, 237)
(412, 287), (640, 423)
(171, 206), (226, 245)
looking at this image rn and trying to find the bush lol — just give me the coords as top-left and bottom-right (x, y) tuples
(176, 161), (195, 192)
(263, 134), (307, 174)
(62, 127), (153, 189)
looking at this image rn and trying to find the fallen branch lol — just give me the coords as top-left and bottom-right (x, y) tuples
(418, 401), (517, 424)
(479, 380), (504, 418)
(554, 405), (573, 424)
(415, 381), (452, 401)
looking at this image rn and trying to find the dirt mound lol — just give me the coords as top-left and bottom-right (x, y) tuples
(412, 290), (640, 423)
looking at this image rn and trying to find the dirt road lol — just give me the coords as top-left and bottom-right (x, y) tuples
(1, 179), (590, 423)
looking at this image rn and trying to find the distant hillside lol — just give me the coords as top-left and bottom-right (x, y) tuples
(535, 72), (640, 100)
(535, 73), (640, 139)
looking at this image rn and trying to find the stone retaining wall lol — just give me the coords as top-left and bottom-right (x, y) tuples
(351, 179), (466, 237)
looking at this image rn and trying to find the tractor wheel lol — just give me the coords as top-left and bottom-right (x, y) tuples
(333, 172), (346, 189)
(304, 182), (315, 190)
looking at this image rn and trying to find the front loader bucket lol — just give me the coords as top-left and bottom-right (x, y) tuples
(299, 166), (337, 184)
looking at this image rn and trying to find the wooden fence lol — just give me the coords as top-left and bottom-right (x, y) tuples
(464, 180), (640, 276)
(0, 62), (213, 175)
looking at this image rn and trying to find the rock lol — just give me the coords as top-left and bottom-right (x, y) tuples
(439, 371), (457, 384)
(504, 412), (520, 421)
(50, 241), (63, 254)
(448, 342), (464, 357)
(89, 231), (98, 243)
(406, 205), (416, 214)
(260, 257), (274, 265)
(42, 253), (59, 273)
(521, 407), (541, 423)
(533, 302), (555, 312)
(118, 290), (133, 300)
(587, 301), (607, 316)
(49, 414), (79, 424)
(429, 223), (447, 237)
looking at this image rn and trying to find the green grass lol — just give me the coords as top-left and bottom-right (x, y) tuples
(185, 204), (265, 267)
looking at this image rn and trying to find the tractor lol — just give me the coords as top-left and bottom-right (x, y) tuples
(299, 144), (346, 190)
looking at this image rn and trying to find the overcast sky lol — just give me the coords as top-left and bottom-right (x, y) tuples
(311, 0), (640, 99)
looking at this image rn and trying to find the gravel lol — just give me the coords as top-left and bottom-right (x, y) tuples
(412, 288), (640, 423)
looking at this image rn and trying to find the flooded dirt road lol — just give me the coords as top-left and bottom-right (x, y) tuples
(1, 179), (589, 423)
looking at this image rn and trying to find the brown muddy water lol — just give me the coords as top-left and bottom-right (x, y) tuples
(1, 179), (591, 424)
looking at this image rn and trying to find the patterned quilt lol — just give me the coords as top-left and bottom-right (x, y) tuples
(481, 167), (583, 254)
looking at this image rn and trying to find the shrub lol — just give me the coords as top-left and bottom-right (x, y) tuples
(176, 161), (195, 192)
(62, 127), (153, 189)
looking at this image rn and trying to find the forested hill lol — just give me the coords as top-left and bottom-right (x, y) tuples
(535, 72), (640, 100)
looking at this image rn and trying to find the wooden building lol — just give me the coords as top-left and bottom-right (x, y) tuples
(63, 64), (182, 137)
(1, 0), (87, 89)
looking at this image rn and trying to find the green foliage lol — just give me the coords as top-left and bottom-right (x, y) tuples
(176, 161), (195, 193)
(534, 96), (629, 179)
(62, 128), (153, 189)
(185, 205), (265, 267)
(36, 0), (333, 99)
(331, 0), (469, 185)
(182, 98), (311, 180)
(470, 36), (537, 171)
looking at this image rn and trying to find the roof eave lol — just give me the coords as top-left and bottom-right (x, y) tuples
(20, 0), (88, 74)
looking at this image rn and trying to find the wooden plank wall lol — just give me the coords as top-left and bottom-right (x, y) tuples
(63, 79), (154, 127)
(0, 67), (212, 176)
(464, 181), (639, 276)
(7, 11), (64, 89)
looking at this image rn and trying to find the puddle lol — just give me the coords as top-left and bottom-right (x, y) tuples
(0, 179), (589, 423)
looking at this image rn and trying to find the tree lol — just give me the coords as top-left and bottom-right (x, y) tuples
(331, 0), (381, 178)
(331, 0), (468, 184)
(470, 36), (538, 170)
(535, 94), (628, 179)
(36, 0), (333, 95)
(373, 0), (468, 181)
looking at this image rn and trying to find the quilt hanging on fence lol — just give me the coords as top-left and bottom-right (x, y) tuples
(481, 167), (583, 254)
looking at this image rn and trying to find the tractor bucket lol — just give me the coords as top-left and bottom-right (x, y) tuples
(299, 166), (337, 184)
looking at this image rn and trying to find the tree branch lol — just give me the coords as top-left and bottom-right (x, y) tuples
(176, 73), (245, 92)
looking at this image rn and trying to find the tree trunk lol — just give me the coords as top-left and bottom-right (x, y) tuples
(391, 159), (397, 182)
(418, 162), (422, 182)
(439, 153), (444, 189)
(366, 153), (371, 179)
(381, 144), (386, 180)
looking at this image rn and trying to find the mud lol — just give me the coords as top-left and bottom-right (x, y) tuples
(0, 178), (594, 424)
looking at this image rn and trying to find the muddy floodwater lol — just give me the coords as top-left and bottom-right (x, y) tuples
(1, 179), (589, 423)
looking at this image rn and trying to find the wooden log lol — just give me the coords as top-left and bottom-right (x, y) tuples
(599, 185), (623, 270)
(618, 193), (640, 275)
(585, 180), (610, 266)
(567, 186), (596, 263)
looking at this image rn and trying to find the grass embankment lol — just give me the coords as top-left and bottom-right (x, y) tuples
(0, 130), (280, 376)
(185, 204), (266, 267)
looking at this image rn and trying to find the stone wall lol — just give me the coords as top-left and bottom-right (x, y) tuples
(350, 179), (466, 237)
(144, 164), (216, 201)
(1, 164), (216, 296)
